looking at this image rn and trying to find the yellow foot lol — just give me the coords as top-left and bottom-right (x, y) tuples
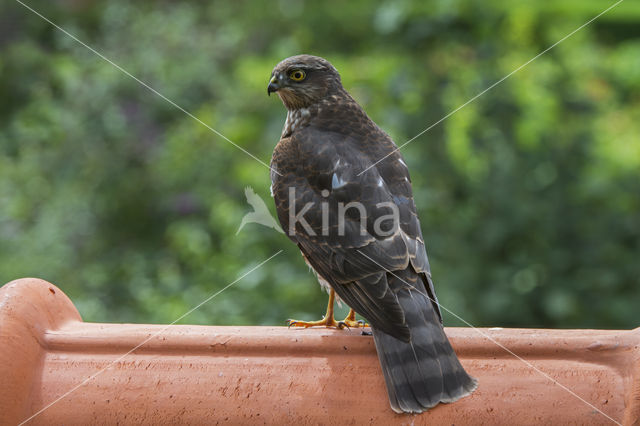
(287, 289), (369, 329)
(287, 315), (341, 329)
(341, 309), (369, 328)
(339, 317), (369, 329)
(287, 309), (368, 329)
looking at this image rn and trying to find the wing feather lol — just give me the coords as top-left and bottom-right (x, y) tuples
(272, 122), (441, 339)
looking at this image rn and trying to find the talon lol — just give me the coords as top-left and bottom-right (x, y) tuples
(357, 320), (370, 327)
(285, 291), (368, 330)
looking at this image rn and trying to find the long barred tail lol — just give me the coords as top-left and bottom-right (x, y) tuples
(372, 276), (478, 413)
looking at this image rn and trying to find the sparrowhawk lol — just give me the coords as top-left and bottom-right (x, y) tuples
(268, 54), (477, 413)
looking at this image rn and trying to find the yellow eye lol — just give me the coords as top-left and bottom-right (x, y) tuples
(289, 69), (306, 81)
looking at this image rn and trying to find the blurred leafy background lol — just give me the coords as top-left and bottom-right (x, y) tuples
(0, 0), (638, 329)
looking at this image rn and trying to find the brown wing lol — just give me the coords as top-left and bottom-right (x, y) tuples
(271, 117), (441, 341)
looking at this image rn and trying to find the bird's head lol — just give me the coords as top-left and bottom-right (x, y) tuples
(268, 55), (342, 110)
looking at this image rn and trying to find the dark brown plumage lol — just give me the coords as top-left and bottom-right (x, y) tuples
(268, 54), (477, 413)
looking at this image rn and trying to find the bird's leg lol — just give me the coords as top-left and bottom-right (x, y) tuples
(287, 289), (368, 329)
(340, 308), (369, 329)
(287, 288), (339, 328)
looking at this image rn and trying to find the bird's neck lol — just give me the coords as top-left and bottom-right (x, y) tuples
(280, 88), (353, 138)
(282, 106), (313, 138)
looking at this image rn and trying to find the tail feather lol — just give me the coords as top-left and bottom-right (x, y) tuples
(372, 278), (477, 413)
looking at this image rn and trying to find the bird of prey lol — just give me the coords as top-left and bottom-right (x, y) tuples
(268, 54), (477, 413)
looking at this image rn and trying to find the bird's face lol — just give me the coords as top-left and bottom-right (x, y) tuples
(268, 55), (341, 110)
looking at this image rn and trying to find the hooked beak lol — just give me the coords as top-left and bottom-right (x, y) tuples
(267, 75), (280, 96)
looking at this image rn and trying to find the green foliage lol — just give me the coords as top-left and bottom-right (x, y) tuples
(1, 0), (638, 328)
